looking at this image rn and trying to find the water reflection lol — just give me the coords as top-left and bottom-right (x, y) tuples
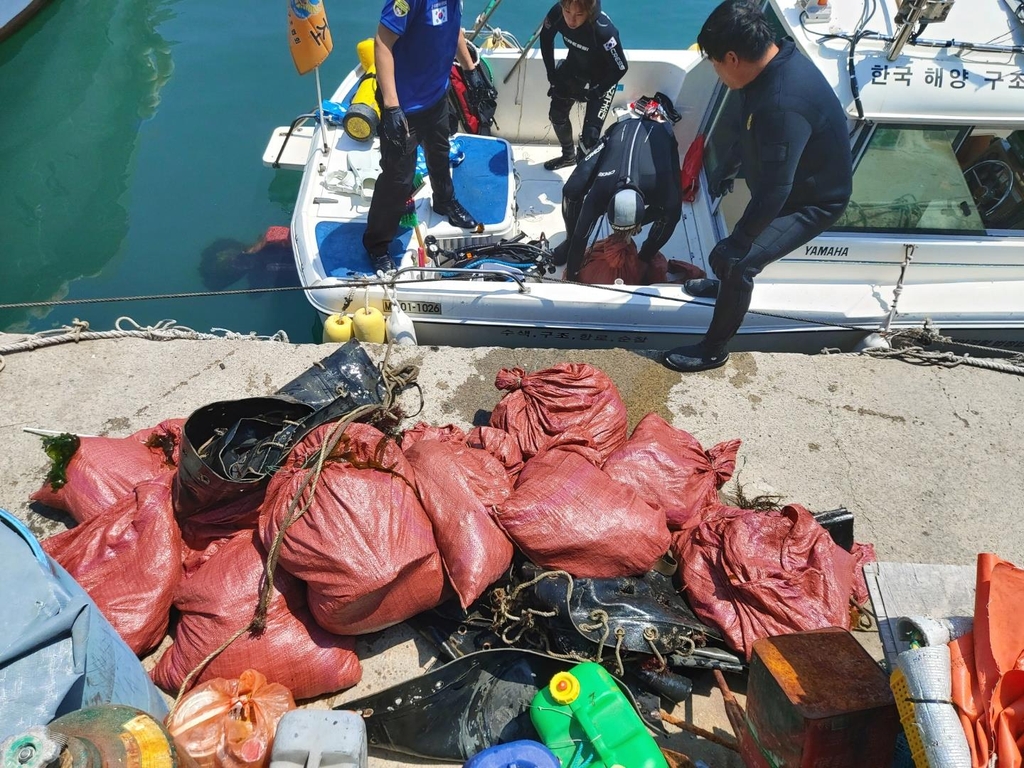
(0, 0), (176, 331)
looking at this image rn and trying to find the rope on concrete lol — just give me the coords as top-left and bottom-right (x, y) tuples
(0, 317), (289, 373)
(836, 326), (1024, 377)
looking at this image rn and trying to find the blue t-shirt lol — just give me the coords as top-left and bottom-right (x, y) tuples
(379, 0), (462, 113)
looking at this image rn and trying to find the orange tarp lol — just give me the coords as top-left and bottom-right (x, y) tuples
(950, 553), (1024, 768)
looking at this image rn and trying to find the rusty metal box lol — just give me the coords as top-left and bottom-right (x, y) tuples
(740, 627), (899, 768)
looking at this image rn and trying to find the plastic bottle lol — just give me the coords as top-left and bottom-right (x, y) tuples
(269, 711), (367, 768)
(530, 663), (668, 768)
(323, 313), (354, 343)
(0, 706), (196, 768)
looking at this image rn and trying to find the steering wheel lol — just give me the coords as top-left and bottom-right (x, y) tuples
(963, 159), (1015, 217)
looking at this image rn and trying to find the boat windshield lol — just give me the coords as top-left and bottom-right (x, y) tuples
(833, 125), (984, 233)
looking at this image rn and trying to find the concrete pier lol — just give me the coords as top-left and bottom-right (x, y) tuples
(1, 334), (1022, 766)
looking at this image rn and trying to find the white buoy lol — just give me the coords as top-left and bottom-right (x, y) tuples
(385, 287), (418, 345)
(853, 333), (890, 351)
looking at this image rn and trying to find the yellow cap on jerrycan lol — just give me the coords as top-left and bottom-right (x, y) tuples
(531, 663), (668, 768)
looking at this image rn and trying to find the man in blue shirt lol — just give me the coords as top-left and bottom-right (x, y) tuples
(364, 0), (486, 272)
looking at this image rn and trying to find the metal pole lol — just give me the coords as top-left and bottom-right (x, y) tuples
(469, 0), (503, 41)
(502, 21), (543, 84)
(314, 65), (329, 154)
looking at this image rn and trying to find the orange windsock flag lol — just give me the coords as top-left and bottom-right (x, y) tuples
(288, 0), (333, 76)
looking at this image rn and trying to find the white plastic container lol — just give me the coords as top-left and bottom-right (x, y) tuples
(269, 710), (367, 768)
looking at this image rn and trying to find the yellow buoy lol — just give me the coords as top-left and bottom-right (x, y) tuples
(322, 313), (354, 343)
(344, 39), (380, 142)
(352, 306), (386, 343)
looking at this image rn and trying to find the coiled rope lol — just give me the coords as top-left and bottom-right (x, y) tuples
(0, 317), (288, 375)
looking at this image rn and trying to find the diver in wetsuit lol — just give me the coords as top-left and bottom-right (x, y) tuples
(539, 0), (628, 170)
(663, 0), (853, 373)
(555, 106), (682, 281)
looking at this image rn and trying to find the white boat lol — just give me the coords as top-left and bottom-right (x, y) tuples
(265, 0), (1024, 352)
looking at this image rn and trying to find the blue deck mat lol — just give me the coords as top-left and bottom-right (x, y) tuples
(451, 135), (510, 226)
(316, 221), (409, 278)
(316, 136), (510, 278)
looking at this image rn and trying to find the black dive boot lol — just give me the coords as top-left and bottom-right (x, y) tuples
(544, 150), (576, 171)
(663, 340), (730, 373)
(544, 120), (576, 171)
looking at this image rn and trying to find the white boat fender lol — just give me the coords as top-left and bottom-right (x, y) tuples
(385, 288), (418, 346)
(853, 333), (890, 352)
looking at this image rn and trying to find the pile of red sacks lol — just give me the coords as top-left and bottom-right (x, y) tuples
(34, 360), (877, 697)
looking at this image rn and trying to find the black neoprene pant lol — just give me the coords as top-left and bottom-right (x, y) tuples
(705, 202), (848, 349)
(363, 95), (454, 258)
(548, 63), (615, 153)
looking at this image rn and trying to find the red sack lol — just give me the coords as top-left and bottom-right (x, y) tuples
(166, 669), (295, 768)
(401, 422), (468, 448)
(497, 448), (670, 578)
(674, 504), (873, 659)
(667, 259), (707, 281)
(603, 414), (740, 531)
(489, 364), (628, 465)
(578, 236), (646, 286)
(153, 530), (361, 700)
(32, 419), (184, 523)
(259, 422), (446, 635)
(466, 426), (525, 482)
(42, 476), (182, 655)
(404, 440), (514, 608)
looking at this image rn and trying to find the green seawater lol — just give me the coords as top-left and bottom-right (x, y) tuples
(0, 0), (717, 341)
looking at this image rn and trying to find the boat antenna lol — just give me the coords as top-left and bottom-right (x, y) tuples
(314, 66), (329, 154)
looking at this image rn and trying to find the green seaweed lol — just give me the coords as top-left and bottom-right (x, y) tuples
(41, 433), (81, 491)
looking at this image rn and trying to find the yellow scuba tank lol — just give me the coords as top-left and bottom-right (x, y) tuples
(344, 39), (381, 142)
(322, 313), (354, 343)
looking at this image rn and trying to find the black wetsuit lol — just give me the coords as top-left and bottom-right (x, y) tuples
(703, 38), (853, 350)
(562, 117), (682, 279)
(540, 3), (628, 153)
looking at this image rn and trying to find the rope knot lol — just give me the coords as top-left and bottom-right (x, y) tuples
(495, 367), (526, 391)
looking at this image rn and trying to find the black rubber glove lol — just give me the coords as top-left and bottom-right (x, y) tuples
(464, 65), (488, 95)
(380, 105), (409, 150)
(708, 236), (749, 281)
(710, 177), (735, 199)
(464, 66), (496, 111)
(585, 84), (610, 101)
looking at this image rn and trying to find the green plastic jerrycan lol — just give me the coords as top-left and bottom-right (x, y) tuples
(529, 662), (668, 768)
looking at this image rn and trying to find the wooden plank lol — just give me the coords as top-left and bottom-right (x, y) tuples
(864, 561), (976, 669)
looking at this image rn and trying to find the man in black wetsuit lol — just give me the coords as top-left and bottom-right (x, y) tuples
(539, 0), (628, 170)
(662, 0), (853, 373)
(555, 107), (682, 281)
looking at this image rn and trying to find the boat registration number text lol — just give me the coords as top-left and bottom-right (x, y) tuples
(383, 299), (442, 315)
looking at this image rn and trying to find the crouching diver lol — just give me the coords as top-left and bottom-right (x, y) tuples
(540, 0), (628, 170)
(554, 99), (682, 281)
(663, 0), (853, 373)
